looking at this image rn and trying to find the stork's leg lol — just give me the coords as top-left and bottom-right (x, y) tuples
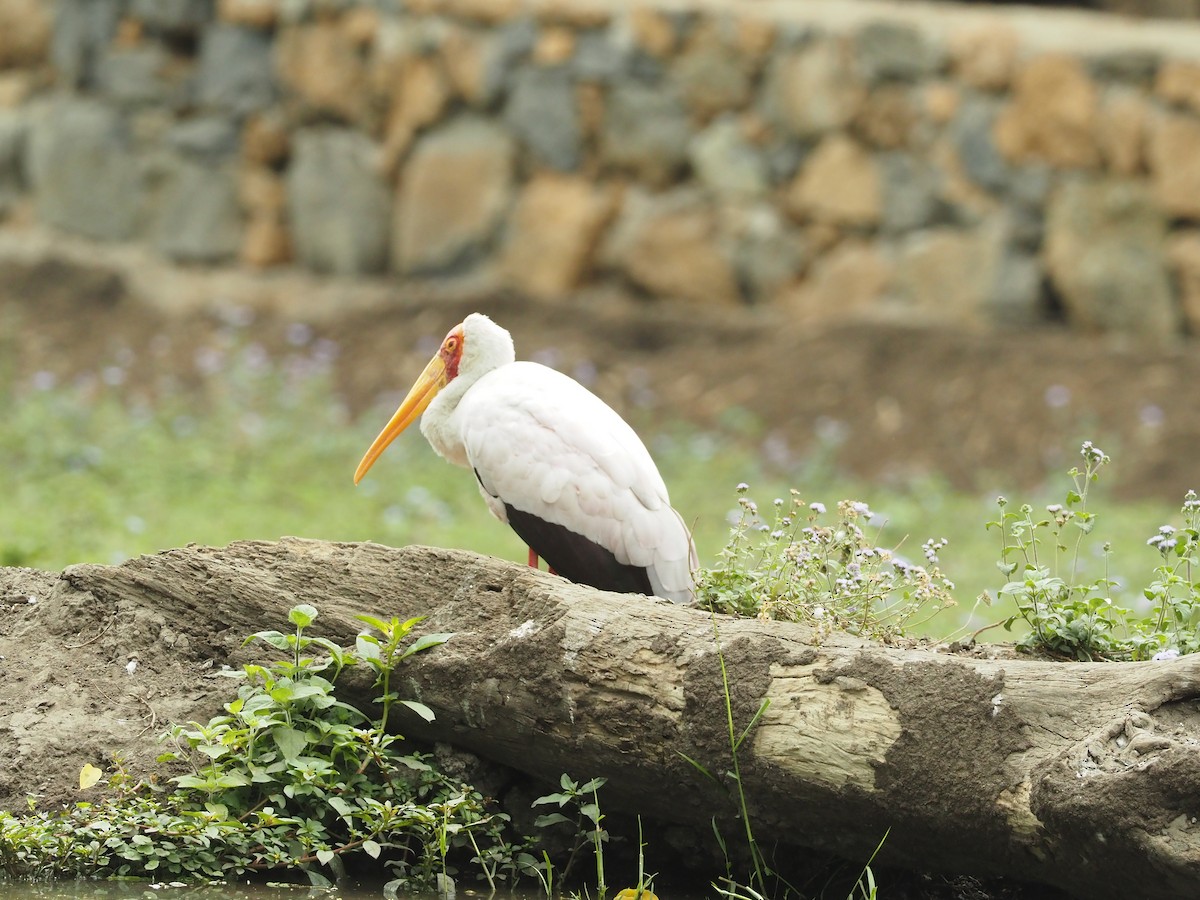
(526, 548), (558, 576)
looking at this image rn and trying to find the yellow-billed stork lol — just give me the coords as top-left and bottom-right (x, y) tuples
(354, 313), (696, 602)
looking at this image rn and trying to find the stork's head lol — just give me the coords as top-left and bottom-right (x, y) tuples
(353, 313), (514, 484)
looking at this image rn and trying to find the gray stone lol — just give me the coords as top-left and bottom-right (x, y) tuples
(288, 128), (392, 275)
(1089, 50), (1159, 86)
(855, 21), (944, 83)
(1006, 204), (1045, 252)
(764, 138), (807, 185)
(986, 249), (1043, 326)
(153, 159), (240, 263)
(573, 30), (629, 82)
(951, 95), (1008, 193)
(25, 98), (139, 241)
(627, 52), (666, 82)
(481, 12), (537, 101)
(51, 0), (124, 88)
(1045, 177), (1178, 338)
(601, 81), (691, 186)
(496, 16), (537, 65)
(0, 110), (28, 218)
(689, 116), (767, 199)
(129, 0), (215, 34)
(733, 204), (808, 302)
(503, 67), (580, 171)
(96, 46), (174, 107)
(196, 25), (276, 116)
(1007, 164), (1051, 209)
(762, 40), (862, 138)
(673, 32), (751, 118)
(166, 116), (239, 161)
(880, 153), (942, 233)
(393, 116), (515, 274)
(277, 0), (314, 24)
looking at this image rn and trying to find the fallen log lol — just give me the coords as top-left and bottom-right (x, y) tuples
(1, 538), (1198, 898)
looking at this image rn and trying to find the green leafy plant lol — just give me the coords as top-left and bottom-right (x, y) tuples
(0, 604), (527, 890)
(532, 774), (610, 895)
(987, 442), (1200, 661)
(695, 484), (956, 641)
(1141, 489), (1200, 659)
(988, 442), (1124, 660)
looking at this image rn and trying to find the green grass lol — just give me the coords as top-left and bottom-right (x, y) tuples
(0, 353), (1185, 642)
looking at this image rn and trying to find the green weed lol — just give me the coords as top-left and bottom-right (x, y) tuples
(695, 485), (957, 642)
(987, 442), (1200, 660)
(0, 604), (519, 890)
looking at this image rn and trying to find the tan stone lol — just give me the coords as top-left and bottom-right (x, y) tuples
(625, 209), (739, 305)
(1155, 60), (1200, 115)
(854, 85), (916, 150)
(442, 0), (520, 25)
(533, 26), (575, 66)
(238, 165), (287, 217)
(114, 17), (142, 49)
(1149, 111), (1200, 219)
(929, 135), (1001, 221)
(894, 226), (1004, 325)
(949, 22), (1018, 91)
(739, 111), (771, 146)
(782, 239), (893, 323)
(786, 134), (882, 228)
(576, 82), (605, 140)
(628, 8), (676, 58)
(441, 26), (487, 106)
(1167, 230), (1200, 333)
(218, 0), (279, 29)
(534, 0), (612, 28)
(393, 117), (515, 274)
(502, 174), (616, 299)
(604, 190), (739, 305)
(993, 55), (1100, 169)
(241, 216), (292, 268)
(924, 82), (959, 126)
(1098, 88), (1148, 176)
(0, 0), (52, 66)
(735, 16), (777, 63)
(0, 71), (32, 109)
(766, 39), (864, 138)
(342, 6), (380, 48)
(381, 55), (450, 174)
(242, 113), (290, 166)
(276, 22), (368, 123)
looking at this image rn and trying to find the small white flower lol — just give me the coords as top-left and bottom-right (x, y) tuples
(810, 502), (826, 514)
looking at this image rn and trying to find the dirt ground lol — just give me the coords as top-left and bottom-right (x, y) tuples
(3, 245), (1200, 501)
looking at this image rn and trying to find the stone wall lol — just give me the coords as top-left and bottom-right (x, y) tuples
(4, 0), (1200, 337)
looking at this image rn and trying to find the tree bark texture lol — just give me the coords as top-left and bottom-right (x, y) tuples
(2, 538), (1199, 898)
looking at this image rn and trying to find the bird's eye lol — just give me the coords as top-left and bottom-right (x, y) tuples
(445, 337), (458, 353)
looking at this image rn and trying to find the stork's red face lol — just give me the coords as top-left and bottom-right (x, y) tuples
(353, 325), (465, 484)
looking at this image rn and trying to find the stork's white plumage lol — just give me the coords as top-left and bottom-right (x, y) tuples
(354, 313), (697, 603)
